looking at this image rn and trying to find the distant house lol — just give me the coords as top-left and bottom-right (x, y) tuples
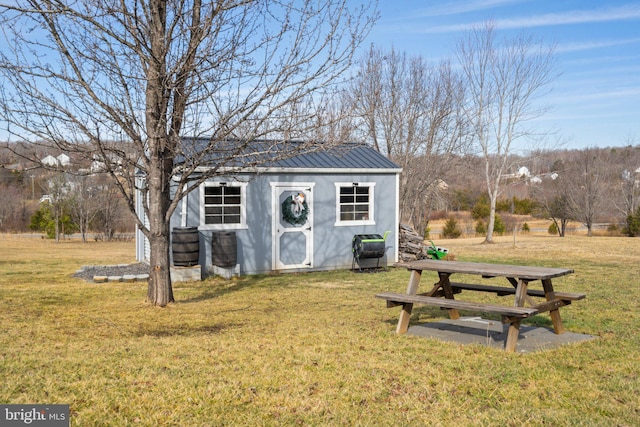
(502, 166), (531, 180)
(528, 172), (558, 185)
(529, 176), (542, 184)
(91, 153), (123, 173)
(57, 153), (70, 167)
(135, 140), (401, 276)
(41, 153), (70, 167)
(41, 155), (58, 167)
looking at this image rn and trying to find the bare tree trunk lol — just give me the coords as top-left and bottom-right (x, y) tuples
(147, 223), (174, 305)
(145, 152), (176, 305)
(54, 209), (60, 243)
(486, 194), (496, 243)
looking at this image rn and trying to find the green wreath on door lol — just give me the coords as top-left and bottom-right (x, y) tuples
(282, 192), (309, 226)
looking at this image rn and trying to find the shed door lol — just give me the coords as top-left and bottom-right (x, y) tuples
(272, 183), (314, 270)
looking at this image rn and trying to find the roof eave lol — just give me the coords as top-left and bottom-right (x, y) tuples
(193, 166), (403, 174)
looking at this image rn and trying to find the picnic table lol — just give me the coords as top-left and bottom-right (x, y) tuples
(376, 260), (585, 352)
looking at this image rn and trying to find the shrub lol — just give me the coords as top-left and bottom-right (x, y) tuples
(29, 205), (78, 239)
(496, 197), (537, 215)
(521, 222), (530, 233)
(473, 216), (505, 236)
(471, 202), (490, 220)
(494, 214), (506, 235)
(606, 223), (621, 237)
(623, 206), (640, 236)
(442, 217), (462, 239)
(548, 222), (558, 235)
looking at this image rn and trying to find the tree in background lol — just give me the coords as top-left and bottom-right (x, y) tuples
(530, 159), (571, 237)
(36, 173), (76, 242)
(0, 184), (29, 231)
(623, 206), (640, 237)
(566, 148), (614, 237)
(612, 141), (640, 220)
(92, 178), (127, 241)
(441, 217), (462, 239)
(68, 175), (100, 242)
(347, 46), (470, 236)
(0, 0), (376, 306)
(30, 200), (78, 239)
(457, 22), (556, 243)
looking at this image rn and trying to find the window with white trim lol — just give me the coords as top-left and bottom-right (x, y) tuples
(335, 182), (375, 225)
(200, 182), (247, 229)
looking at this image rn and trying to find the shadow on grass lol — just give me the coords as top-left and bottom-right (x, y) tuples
(176, 274), (284, 304)
(380, 306), (556, 329)
(133, 322), (231, 338)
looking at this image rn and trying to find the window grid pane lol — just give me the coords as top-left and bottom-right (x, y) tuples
(204, 185), (242, 225)
(339, 185), (370, 222)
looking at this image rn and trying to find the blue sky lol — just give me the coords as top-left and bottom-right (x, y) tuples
(365, 0), (640, 150)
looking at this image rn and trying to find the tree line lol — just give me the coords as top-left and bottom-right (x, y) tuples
(437, 145), (640, 238)
(0, 155), (134, 240)
(3, 142), (638, 240)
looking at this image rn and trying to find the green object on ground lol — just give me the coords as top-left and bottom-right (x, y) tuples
(427, 240), (448, 260)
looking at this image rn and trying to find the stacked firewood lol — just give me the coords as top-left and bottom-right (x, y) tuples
(398, 223), (430, 262)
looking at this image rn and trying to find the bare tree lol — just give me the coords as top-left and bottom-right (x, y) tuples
(457, 22), (556, 243)
(611, 140), (640, 220)
(94, 179), (125, 241)
(68, 175), (98, 242)
(566, 148), (614, 236)
(347, 46), (469, 234)
(0, 0), (376, 306)
(532, 170), (572, 237)
(0, 184), (26, 231)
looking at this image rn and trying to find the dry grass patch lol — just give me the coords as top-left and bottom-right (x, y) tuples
(0, 234), (639, 426)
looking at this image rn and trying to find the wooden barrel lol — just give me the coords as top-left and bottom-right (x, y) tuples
(212, 231), (237, 267)
(172, 227), (200, 266)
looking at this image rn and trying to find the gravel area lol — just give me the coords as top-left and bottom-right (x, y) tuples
(74, 263), (149, 282)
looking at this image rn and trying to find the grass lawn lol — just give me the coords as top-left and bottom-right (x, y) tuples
(0, 234), (638, 426)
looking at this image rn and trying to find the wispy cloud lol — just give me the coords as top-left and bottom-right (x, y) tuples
(556, 38), (640, 53)
(407, 0), (525, 18)
(420, 4), (640, 33)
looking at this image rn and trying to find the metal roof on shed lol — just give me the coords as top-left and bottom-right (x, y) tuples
(179, 138), (399, 171)
(269, 144), (398, 169)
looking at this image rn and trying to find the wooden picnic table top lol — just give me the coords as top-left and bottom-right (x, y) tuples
(395, 260), (574, 281)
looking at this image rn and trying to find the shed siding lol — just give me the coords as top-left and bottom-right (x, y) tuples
(172, 170), (398, 276)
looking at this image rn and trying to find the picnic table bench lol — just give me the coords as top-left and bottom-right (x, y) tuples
(376, 260), (585, 352)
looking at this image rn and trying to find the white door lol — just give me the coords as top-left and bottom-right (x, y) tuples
(271, 183), (314, 270)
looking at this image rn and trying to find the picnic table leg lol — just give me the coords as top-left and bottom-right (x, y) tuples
(504, 318), (521, 352)
(439, 272), (460, 320)
(514, 279), (529, 307)
(507, 277), (536, 306)
(542, 279), (565, 334)
(502, 279), (531, 352)
(396, 269), (422, 334)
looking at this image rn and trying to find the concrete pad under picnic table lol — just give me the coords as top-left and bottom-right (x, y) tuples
(407, 317), (595, 353)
